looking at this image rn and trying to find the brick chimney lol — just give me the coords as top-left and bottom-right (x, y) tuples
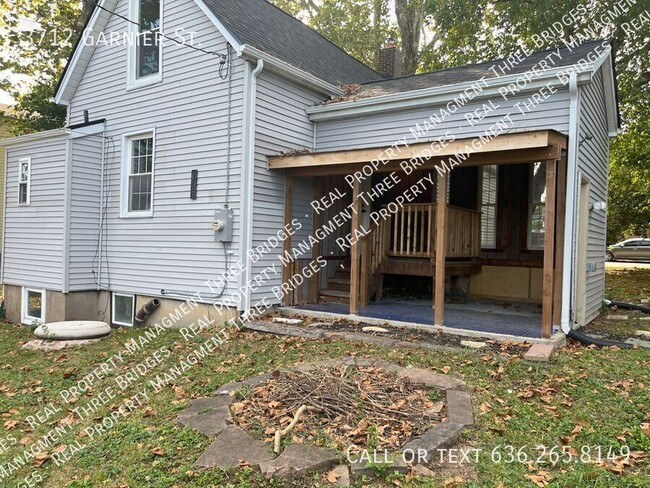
(378, 38), (402, 78)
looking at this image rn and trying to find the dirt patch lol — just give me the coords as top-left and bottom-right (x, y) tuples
(231, 365), (445, 453)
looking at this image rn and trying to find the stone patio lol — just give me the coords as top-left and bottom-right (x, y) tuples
(179, 357), (475, 482)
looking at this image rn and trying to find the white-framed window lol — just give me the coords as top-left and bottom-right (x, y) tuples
(127, 0), (162, 88)
(22, 287), (45, 325)
(480, 165), (498, 249)
(528, 161), (547, 250)
(112, 293), (135, 327)
(121, 131), (155, 217)
(18, 157), (31, 205)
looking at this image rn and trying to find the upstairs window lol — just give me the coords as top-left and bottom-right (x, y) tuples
(480, 165), (498, 249)
(18, 158), (31, 205)
(129, 0), (161, 85)
(528, 161), (547, 250)
(121, 132), (155, 217)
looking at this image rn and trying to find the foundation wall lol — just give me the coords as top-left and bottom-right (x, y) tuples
(469, 265), (543, 303)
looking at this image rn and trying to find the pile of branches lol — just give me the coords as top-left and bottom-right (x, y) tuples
(232, 365), (444, 452)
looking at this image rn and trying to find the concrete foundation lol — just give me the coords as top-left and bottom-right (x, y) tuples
(3, 285), (238, 328)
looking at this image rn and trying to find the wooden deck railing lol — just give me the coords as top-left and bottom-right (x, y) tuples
(388, 203), (481, 259)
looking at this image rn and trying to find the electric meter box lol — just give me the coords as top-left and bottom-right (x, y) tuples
(213, 208), (234, 242)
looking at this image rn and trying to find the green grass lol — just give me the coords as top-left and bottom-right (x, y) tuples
(0, 268), (648, 487)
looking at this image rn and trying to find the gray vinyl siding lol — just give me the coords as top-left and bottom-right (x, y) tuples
(251, 71), (321, 304)
(67, 0), (247, 301)
(577, 69), (609, 323)
(315, 90), (571, 151)
(68, 135), (103, 291)
(3, 136), (68, 290)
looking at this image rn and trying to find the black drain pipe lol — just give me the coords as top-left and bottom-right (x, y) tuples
(135, 299), (161, 326)
(566, 329), (632, 349)
(604, 299), (650, 314)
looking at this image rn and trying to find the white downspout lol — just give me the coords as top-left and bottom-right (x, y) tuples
(561, 73), (580, 334)
(240, 59), (264, 315)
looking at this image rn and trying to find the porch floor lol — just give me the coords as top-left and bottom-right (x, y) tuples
(294, 298), (543, 338)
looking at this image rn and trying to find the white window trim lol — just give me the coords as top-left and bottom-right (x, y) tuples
(527, 162), (546, 251)
(22, 287), (45, 325)
(120, 129), (156, 218)
(126, 0), (164, 90)
(18, 157), (31, 206)
(112, 293), (135, 327)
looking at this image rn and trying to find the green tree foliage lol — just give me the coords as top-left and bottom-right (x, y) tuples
(0, 0), (90, 135)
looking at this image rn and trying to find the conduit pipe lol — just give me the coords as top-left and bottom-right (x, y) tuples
(560, 73), (580, 334)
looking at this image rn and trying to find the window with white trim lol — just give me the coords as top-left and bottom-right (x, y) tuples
(18, 158), (31, 205)
(480, 165), (498, 249)
(22, 287), (45, 324)
(528, 161), (547, 250)
(122, 132), (155, 216)
(112, 293), (135, 327)
(130, 0), (161, 83)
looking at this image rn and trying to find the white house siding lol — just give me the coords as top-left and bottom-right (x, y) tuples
(68, 134), (103, 291)
(577, 69), (609, 323)
(3, 136), (68, 290)
(251, 71), (321, 305)
(67, 0), (247, 300)
(315, 90), (571, 152)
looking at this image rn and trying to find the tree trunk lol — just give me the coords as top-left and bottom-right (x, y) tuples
(394, 0), (426, 75)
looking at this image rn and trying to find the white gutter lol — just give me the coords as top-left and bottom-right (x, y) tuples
(98, 131), (106, 290)
(239, 59), (264, 315)
(239, 45), (344, 97)
(307, 68), (593, 121)
(561, 73), (580, 334)
(0, 147), (7, 285)
(62, 138), (73, 293)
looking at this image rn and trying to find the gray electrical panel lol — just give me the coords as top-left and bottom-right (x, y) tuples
(213, 208), (234, 242)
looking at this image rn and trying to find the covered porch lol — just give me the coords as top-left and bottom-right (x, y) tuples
(271, 130), (568, 339)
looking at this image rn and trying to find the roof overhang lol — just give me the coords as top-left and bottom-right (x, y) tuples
(269, 129), (568, 176)
(0, 128), (70, 146)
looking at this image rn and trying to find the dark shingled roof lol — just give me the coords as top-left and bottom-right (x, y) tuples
(329, 39), (609, 102)
(203, 0), (382, 86)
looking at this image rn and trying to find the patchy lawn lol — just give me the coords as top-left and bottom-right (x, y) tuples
(0, 267), (647, 487)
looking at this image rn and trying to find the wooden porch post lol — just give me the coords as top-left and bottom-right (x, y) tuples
(542, 159), (558, 338)
(310, 178), (323, 303)
(553, 154), (567, 327)
(434, 171), (448, 327)
(282, 176), (293, 306)
(350, 179), (361, 314)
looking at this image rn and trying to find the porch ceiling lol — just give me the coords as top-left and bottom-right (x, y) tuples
(268, 129), (567, 176)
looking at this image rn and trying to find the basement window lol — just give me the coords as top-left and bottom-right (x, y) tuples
(22, 288), (45, 325)
(18, 158), (31, 205)
(528, 161), (547, 250)
(112, 293), (135, 327)
(480, 165), (498, 249)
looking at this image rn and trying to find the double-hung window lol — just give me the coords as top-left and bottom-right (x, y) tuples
(129, 0), (161, 86)
(122, 132), (155, 217)
(528, 161), (547, 250)
(18, 158), (31, 205)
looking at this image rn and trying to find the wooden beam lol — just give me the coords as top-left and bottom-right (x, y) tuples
(284, 146), (562, 178)
(434, 172), (448, 327)
(281, 176), (293, 306)
(541, 159), (558, 338)
(270, 130), (566, 169)
(310, 178), (323, 303)
(553, 155), (567, 326)
(349, 179), (361, 314)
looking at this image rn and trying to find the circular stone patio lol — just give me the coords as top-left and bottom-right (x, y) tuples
(177, 357), (474, 482)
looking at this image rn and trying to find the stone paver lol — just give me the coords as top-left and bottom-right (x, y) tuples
(624, 338), (650, 349)
(411, 464), (436, 477)
(445, 390), (474, 427)
(606, 315), (629, 321)
(401, 422), (464, 462)
(641, 298), (649, 304)
(195, 425), (275, 469)
(329, 465), (351, 487)
(177, 404), (232, 438)
(640, 317), (650, 322)
(460, 340), (487, 349)
(636, 330), (650, 338)
(272, 317), (304, 325)
(350, 453), (408, 479)
(216, 372), (273, 395)
(523, 343), (554, 362)
(398, 368), (466, 390)
(22, 338), (101, 351)
(248, 321), (323, 340)
(177, 397), (234, 419)
(259, 444), (338, 479)
(362, 326), (389, 333)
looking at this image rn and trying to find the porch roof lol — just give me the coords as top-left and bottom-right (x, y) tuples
(268, 129), (568, 176)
